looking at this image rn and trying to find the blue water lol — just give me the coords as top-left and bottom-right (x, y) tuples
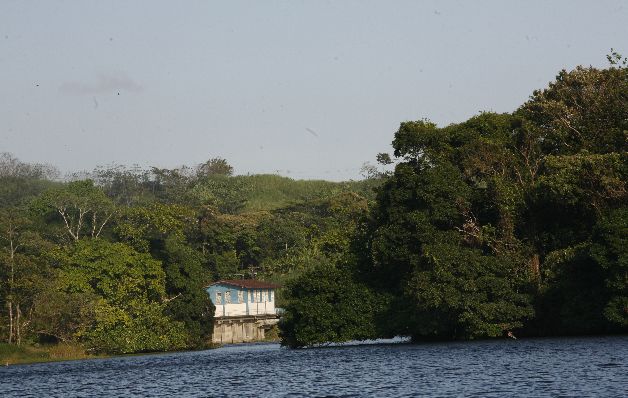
(1, 336), (626, 397)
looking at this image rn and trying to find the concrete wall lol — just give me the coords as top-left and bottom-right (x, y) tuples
(212, 317), (279, 344)
(214, 303), (248, 317)
(248, 300), (275, 316)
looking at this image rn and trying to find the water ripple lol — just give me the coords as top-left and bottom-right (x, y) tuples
(1, 336), (627, 397)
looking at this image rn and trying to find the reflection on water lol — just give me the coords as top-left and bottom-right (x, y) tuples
(1, 336), (626, 397)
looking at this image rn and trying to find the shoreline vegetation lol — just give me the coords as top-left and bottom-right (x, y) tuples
(278, 54), (628, 347)
(1, 54), (626, 357)
(0, 342), (105, 365)
(1, 325), (280, 366)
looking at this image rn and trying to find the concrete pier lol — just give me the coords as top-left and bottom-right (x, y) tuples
(212, 314), (280, 344)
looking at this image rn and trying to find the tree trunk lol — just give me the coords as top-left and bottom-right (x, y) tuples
(7, 301), (13, 344)
(16, 304), (21, 345)
(530, 254), (540, 286)
(8, 237), (15, 344)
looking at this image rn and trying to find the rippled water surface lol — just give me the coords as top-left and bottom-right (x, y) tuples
(1, 336), (626, 397)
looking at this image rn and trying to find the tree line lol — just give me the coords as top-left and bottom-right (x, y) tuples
(0, 153), (378, 354)
(2, 55), (625, 353)
(280, 54), (627, 347)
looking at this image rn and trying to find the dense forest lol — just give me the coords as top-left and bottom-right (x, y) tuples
(280, 55), (627, 347)
(1, 56), (626, 355)
(0, 151), (380, 354)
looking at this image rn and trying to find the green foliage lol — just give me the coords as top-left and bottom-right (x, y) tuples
(208, 250), (241, 279)
(280, 263), (382, 348)
(149, 166), (194, 204)
(30, 287), (97, 343)
(81, 298), (187, 354)
(256, 192), (369, 277)
(535, 243), (611, 335)
(55, 239), (166, 303)
(52, 239), (188, 353)
(365, 140), (535, 340)
(0, 177), (58, 210)
(33, 180), (115, 242)
(369, 161), (470, 288)
(161, 236), (214, 347)
(241, 174), (378, 212)
(1, 152), (382, 353)
(196, 157), (234, 177)
(277, 59), (626, 346)
(407, 243), (533, 339)
(0, 342), (49, 364)
(392, 119), (442, 161)
(189, 175), (251, 213)
(114, 203), (195, 252)
(591, 209), (628, 327)
(0, 208), (53, 344)
(536, 209), (628, 334)
(518, 64), (627, 155)
(535, 152), (626, 211)
(2, 55), (627, 355)
(0, 153), (59, 208)
(255, 213), (309, 261)
(0, 342), (97, 365)
(89, 164), (155, 206)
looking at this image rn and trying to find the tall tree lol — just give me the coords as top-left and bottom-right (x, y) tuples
(52, 239), (187, 354)
(34, 180), (115, 242)
(161, 235), (214, 348)
(0, 208), (52, 345)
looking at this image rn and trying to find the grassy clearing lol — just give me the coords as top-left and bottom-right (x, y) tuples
(0, 343), (102, 365)
(240, 174), (380, 212)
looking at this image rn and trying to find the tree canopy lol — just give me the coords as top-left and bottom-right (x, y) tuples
(1, 56), (625, 353)
(279, 55), (627, 347)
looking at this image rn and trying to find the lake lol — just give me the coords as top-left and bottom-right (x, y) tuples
(1, 336), (626, 397)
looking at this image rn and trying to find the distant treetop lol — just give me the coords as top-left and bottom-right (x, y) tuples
(196, 157), (234, 177)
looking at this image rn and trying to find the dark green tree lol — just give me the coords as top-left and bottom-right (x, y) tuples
(161, 235), (214, 347)
(280, 263), (382, 348)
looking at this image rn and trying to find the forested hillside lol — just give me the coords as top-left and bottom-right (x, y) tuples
(280, 56), (627, 347)
(2, 55), (626, 355)
(0, 154), (381, 355)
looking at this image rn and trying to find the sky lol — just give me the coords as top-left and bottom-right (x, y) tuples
(1, 1), (627, 181)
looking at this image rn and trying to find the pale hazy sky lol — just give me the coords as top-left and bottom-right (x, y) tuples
(1, 1), (626, 180)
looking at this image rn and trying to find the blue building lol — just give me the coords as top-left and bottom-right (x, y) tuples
(206, 279), (281, 318)
(206, 279), (282, 344)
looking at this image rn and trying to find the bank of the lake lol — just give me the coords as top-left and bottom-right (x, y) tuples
(1, 325), (281, 366)
(1, 335), (626, 397)
(0, 343), (109, 365)
(0, 342), (229, 366)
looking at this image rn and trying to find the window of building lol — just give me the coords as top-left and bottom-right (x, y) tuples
(249, 290), (254, 303)
(255, 290), (261, 302)
(262, 291), (268, 302)
(225, 291), (232, 304)
(237, 290), (244, 303)
(216, 292), (222, 305)
(269, 291), (273, 302)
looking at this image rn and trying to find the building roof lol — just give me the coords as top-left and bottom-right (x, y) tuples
(208, 279), (282, 289)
